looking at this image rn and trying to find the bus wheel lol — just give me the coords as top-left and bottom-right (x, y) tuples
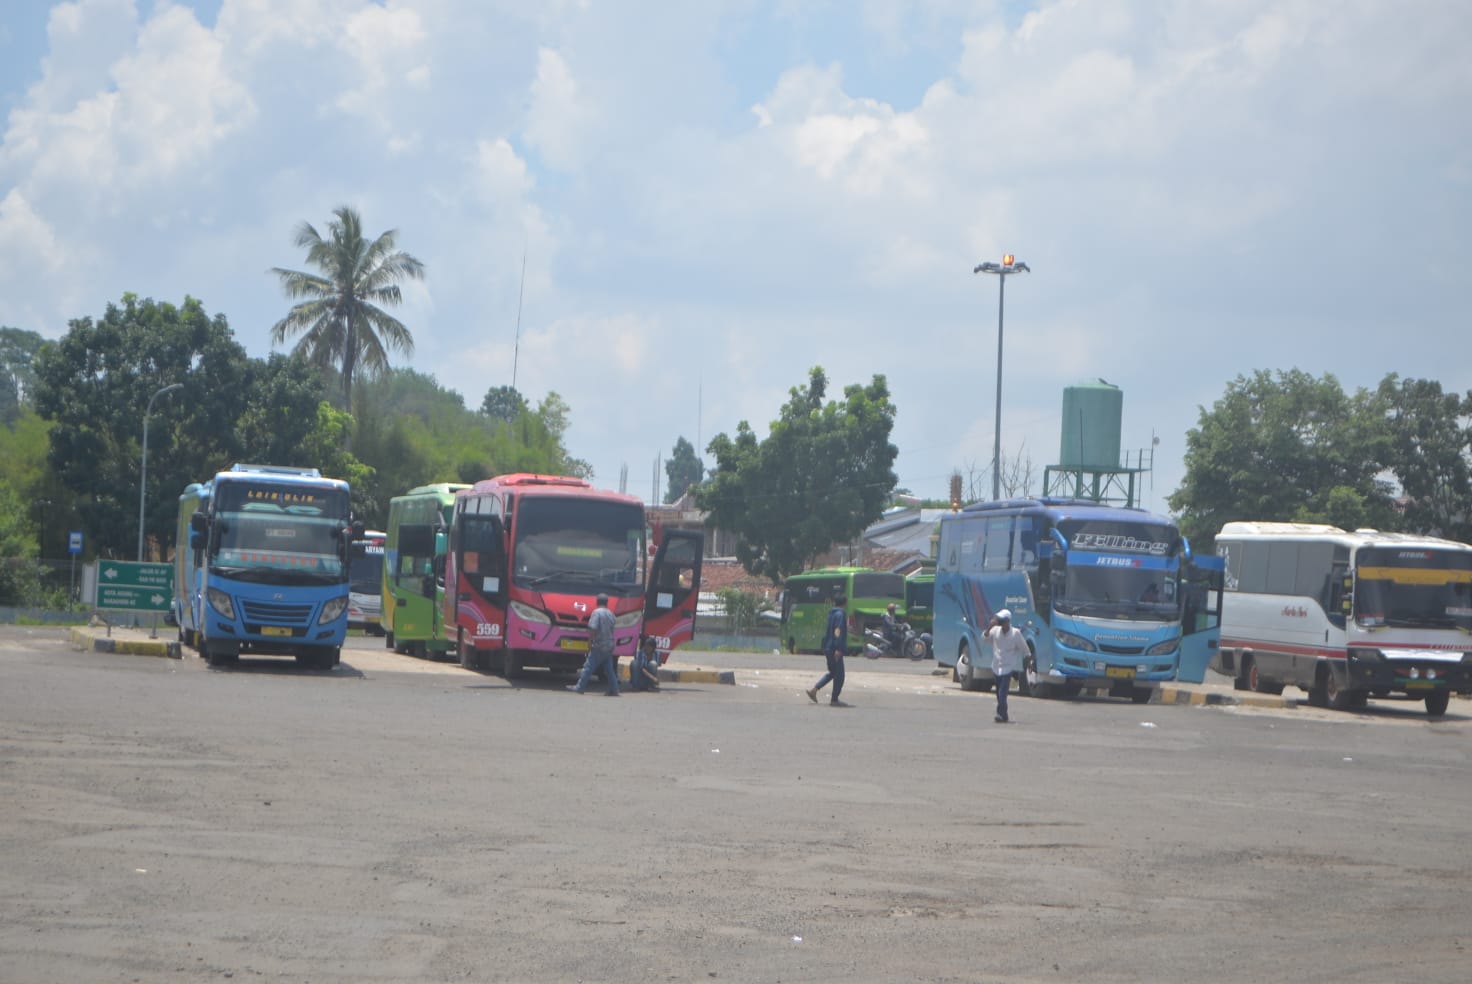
(384, 630), (395, 650)
(1235, 654), (1254, 692)
(1425, 690), (1451, 717)
(1130, 687), (1153, 705)
(1308, 668), (1329, 708)
(786, 637), (796, 655)
(502, 648), (523, 680)
(1324, 670), (1354, 711)
(956, 643), (983, 692)
(458, 632), (480, 672)
(1017, 653), (1036, 698)
(1249, 660), (1284, 695)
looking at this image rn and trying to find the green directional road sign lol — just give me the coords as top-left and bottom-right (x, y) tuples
(96, 560), (174, 613)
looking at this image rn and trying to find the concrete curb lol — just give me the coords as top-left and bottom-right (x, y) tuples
(627, 664), (735, 686)
(1153, 683), (1295, 709)
(69, 626), (181, 660)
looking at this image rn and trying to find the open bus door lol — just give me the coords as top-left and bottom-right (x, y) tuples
(448, 511), (507, 670)
(1177, 554), (1225, 684)
(643, 528), (704, 660)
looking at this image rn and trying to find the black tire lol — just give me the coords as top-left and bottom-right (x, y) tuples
(1130, 687), (1153, 705)
(458, 631), (480, 671)
(956, 642), (983, 692)
(1308, 667), (1329, 708)
(1425, 690), (1451, 717)
(502, 648), (523, 680)
(1324, 669), (1354, 711)
(203, 642), (236, 668)
(385, 630), (395, 649)
(1234, 653), (1252, 692)
(1250, 660), (1285, 695)
(904, 636), (927, 661)
(786, 637), (796, 655)
(1016, 650), (1036, 698)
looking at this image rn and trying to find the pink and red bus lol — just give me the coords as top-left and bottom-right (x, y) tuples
(443, 473), (704, 677)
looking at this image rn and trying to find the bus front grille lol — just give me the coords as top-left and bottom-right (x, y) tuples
(241, 600), (313, 624)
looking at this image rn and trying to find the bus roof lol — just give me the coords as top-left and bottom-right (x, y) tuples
(955, 497), (1169, 526)
(786, 567), (899, 581)
(212, 465), (348, 491)
(1218, 521), (1472, 551)
(465, 473), (639, 504)
(397, 483), (472, 499)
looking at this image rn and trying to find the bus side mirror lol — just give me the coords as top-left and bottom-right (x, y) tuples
(189, 512), (208, 534)
(189, 530), (204, 551)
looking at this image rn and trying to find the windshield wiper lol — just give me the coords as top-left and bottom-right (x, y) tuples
(529, 569), (595, 587)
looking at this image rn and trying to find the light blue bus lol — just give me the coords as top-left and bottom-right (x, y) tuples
(174, 464), (357, 669)
(934, 498), (1223, 703)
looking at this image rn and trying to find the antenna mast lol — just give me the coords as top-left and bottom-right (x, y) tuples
(511, 249), (526, 391)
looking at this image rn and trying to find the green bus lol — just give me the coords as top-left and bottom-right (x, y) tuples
(779, 566), (906, 654)
(382, 483), (470, 658)
(903, 568), (935, 635)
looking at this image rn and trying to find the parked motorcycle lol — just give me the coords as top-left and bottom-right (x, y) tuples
(864, 622), (931, 661)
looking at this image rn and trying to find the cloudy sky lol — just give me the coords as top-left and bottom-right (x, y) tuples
(2, 0), (1468, 512)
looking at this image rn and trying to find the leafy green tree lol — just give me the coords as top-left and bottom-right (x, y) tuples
(1377, 374), (1472, 541)
(270, 206), (425, 416)
(697, 367), (897, 583)
(664, 436), (704, 503)
(0, 326), (45, 425)
(715, 587), (772, 636)
(297, 402), (377, 523)
(31, 295), (259, 559)
(480, 384), (527, 422)
(0, 476), (46, 605)
(233, 353), (335, 470)
(349, 369), (593, 518)
(1168, 369), (1396, 546)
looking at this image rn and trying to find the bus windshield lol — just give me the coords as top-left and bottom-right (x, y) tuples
(210, 482), (349, 583)
(512, 497), (645, 596)
(1354, 547), (1472, 631)
(348, 536), (385, 593)
(1056, 519), (1179, 621)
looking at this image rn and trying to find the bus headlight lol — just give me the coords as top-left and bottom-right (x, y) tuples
(510, 601), (551, 624)
(614, 610), (642, 628)
(1054, 629), (1096, 652)
(207, 588), (235, 620)
(1146, 637), (1180, 656)
(318, 597), (347, 624)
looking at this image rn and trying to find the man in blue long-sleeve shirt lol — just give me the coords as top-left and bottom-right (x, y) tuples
(805, 593), (850, 707)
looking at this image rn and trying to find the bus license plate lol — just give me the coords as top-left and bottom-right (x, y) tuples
(560, 638), (589, 652)
(1404, 680), (1434, 690)
(1105, 666), (1135, 680)
(261, 626), (293, 637)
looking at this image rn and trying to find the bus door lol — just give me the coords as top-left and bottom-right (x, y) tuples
(450, 512), (508, 654)
(643, 528), (704, 657)
(1178, 555), (1225, 684)
(393, 524), (439, 639)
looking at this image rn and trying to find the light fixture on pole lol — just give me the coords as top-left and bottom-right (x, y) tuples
(973, 254), (1030, 501)
(137, 383), (183, 561)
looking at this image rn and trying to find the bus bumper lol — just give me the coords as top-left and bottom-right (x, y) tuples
(1346, 649), (1472, 695)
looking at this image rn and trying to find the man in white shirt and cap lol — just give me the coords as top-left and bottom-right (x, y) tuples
(985, 609), (1029, 723)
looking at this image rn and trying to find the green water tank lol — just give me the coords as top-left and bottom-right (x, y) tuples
(1059, 383), (1123, 469)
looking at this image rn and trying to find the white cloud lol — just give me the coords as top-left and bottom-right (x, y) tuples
(523, 46), (591, 171)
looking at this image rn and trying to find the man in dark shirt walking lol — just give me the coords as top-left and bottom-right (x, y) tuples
(805, 592), (851, 707)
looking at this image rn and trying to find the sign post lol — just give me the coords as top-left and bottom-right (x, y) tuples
(68, 531), (82, 609)
(95, 560), (174, 638)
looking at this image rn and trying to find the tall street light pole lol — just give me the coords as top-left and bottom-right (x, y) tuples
(973, 254), (1030, 501)
(138, 383), (183, 561)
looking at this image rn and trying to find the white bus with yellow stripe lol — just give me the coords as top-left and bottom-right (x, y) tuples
(1212, 522), (1472, 716)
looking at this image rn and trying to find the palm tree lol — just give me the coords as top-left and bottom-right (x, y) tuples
(270, 206), (425, 418)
